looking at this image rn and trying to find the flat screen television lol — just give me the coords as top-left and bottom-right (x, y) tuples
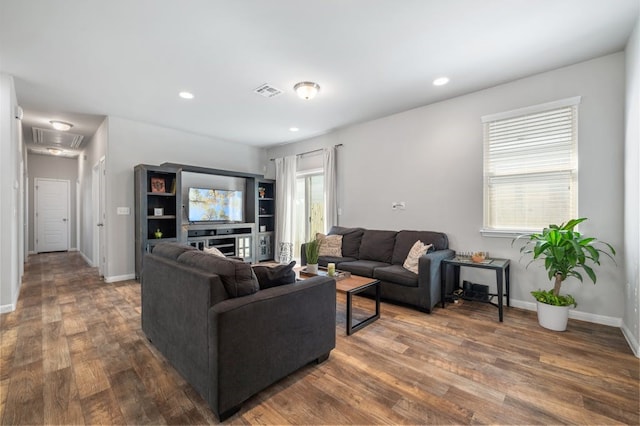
(188, 187), (244, 223)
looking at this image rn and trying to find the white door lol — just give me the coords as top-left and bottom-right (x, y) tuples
(93, 157), (106, 276)
(35, 178), (70, 253)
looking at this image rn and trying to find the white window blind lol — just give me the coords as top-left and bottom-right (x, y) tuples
(482, 97), (580, 233)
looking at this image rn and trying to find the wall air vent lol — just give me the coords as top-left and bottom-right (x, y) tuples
(254, 83), (283, 98)
(32, 127), (84, 148)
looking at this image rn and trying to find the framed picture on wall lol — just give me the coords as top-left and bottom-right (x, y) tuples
(150, 177), (166, 193)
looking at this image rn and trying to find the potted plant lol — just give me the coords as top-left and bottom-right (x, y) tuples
(515, 218), (615, 331)
(305, 239), (320, 274)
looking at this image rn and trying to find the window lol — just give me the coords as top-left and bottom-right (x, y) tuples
(292, 170), (324, 257)
(482, 97), (580, 234)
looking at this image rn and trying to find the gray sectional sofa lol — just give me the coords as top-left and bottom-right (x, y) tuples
(301, 226), (455, 312)
(142, 242), (336, 420)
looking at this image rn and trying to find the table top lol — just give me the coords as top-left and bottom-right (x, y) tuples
(295, 267), (379, 293)
(442, 257), (510, 269)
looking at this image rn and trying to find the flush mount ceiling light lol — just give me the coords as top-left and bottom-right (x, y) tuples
(289, 127), (299, 132)
(433, 77), (450, 86)
(47, 148), (63, 155)
(294, 81), (320, 100)
(49, 120), (73, 131)
(179, 91), (194, 99)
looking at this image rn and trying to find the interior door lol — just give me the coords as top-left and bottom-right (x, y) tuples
(93, 157), (106, 276)
(35, 178), (70, 253)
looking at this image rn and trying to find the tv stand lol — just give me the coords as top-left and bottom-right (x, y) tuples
(186, 223), (255, 260)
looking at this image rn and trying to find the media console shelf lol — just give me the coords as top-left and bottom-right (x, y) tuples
(186, 223), (255, 261)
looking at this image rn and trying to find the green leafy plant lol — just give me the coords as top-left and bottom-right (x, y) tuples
(514, 218), (615, 306)
(531, 289), (577, 307)
(305, 239), (320, 265)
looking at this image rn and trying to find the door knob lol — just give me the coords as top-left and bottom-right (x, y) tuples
(97, 223), (104, 227)
(62, 218), (67, 222)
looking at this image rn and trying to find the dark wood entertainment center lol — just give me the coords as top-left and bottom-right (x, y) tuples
(134, 163), (275, 279)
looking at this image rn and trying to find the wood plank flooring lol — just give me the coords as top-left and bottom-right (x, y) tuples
(1, 252), (638, 425)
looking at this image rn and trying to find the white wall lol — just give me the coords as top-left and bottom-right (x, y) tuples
(267, 53), (626, 325)
(0, 73), (25, 313)
(623, 17), (640, 356)
(27, 153), (78, 252)
(105, 116), (265, 281)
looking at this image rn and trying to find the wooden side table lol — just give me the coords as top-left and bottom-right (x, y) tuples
(440, 258), (511, 322)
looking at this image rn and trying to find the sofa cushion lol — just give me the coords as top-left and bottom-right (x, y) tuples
(338, 260), (390, 277)
(374, 264), (419, 288)
(327, 226), (365, 258)
(359, 230), (398, 263)
(252, 261), (296, 290)
(403, 240), (433, 274)
(392, 230), (443, 264)
(153, 242), (197, 260)
(316, 233), (343, 257)
(318, 256), (357, 268)
(176, 251), (259, 298)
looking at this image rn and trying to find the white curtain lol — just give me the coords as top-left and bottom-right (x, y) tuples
(275, 155), (297, 262)
(323, 146), (337, 231)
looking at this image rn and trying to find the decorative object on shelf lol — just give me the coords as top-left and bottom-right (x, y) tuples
(279, 242), (293, 264)
(258, 187), (266, 198)
(170, 178), (176, 194)
(514, 217), (616, 331)
(260, 225), (266, 232)
(154, 229), (163, 239)
(154, 208), (164, 216)
(327, 262), (336, 277)
(304, 239), (320, 273)
(471, 251), (487, 263)
(150, 177), (165, 193)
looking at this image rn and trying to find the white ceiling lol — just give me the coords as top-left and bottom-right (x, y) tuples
(1, 0), (638, 151)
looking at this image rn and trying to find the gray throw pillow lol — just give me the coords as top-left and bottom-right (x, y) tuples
(176, 251), (259, 298)
(252, 261), (296, 289)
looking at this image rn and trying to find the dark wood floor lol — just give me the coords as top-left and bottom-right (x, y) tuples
(1, 252), (638, 425)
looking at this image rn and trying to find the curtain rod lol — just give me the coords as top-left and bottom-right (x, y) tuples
(269, 143), (343, 161)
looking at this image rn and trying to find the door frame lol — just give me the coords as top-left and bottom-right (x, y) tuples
(34, 177), (71, 253)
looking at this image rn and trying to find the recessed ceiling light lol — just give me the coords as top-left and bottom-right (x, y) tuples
(49, 120), (73, 131)
(179, 91), (194, 99)
(289, 127), (299, 132)
(433, 77), (450, 86)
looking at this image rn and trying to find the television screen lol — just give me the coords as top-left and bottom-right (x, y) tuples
(188, 188), (244, 222)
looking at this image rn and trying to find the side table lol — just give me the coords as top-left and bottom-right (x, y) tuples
(440, 257), (510, 322)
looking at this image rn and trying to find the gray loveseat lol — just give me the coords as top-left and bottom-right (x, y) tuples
(142, 243), (336, 420)
(301, 226), (454, 312)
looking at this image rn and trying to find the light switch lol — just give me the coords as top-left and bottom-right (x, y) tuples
(117, 207), (130, 215)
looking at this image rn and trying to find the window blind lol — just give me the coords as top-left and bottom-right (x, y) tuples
(482, 97), (579, 232)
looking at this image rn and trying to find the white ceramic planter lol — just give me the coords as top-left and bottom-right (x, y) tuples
(306, 264), (318, 274)
(536, 301), (571, 331)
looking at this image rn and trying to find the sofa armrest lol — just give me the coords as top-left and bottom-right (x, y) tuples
(418, 249), (455, 312)
(208, 275), (336, 417)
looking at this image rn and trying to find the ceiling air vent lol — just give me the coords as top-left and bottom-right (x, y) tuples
(32, 127), (84, 149)
(254, 83), (283, 98)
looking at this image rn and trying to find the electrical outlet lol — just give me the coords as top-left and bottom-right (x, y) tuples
(117, 207), (130, 215)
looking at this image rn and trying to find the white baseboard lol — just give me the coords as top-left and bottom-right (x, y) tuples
(620, 323), (640, 358)
(0, 303), (16, 314)
(510, 298), (622, 327)
(104, 273), (136, 283)
(78, 251), (94, 267)
(28, 251), (36, 255)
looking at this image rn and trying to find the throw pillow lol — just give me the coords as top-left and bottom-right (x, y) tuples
(203, 246), (225, 257)
(316, 233), (343, 257)
(403, 240), (433, 274)
(252, 261), (297, 290)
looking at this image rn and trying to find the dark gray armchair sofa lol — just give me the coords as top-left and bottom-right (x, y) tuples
(302, 226), (454, 312)
(142, 243), (336, 420)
